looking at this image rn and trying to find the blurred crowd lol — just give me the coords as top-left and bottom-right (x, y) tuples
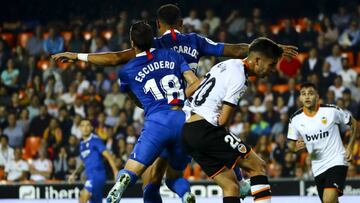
(1, 4), (360, 184)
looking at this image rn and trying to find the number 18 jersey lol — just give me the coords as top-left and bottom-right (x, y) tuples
(118, 48), (191, 117)
(184, 59), (248, 126)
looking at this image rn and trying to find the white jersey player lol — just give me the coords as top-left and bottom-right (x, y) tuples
(182, 37), (284, 203)
(287, 82), (358, 203)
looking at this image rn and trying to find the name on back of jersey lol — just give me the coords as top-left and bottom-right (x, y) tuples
(135, 60), (175, 82)
(172, 45), (199, 59)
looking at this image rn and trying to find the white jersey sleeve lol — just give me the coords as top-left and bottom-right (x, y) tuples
(287, 119), (301, 140)
(333, 105), (351, 125)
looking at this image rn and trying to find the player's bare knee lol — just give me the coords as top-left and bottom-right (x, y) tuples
(322, 195), (337, 203)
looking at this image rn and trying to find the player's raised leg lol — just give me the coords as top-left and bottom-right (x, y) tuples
(236, 150), (271, 203)
(142, 157), (167, 203)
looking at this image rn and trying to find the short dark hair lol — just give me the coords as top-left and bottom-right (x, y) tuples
(157, 4), (181, 26)
(300, 82), (317, 90)
(249, 37), (283, 59)
(130, 21), (153, 51)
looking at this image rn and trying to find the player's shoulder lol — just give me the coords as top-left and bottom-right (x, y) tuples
(289, 108), (304, 122)
(320, 104), (341, 111)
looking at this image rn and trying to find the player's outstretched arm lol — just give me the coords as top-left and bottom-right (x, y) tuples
(102, 150), (118, 180)
(68, 162), (84, 183)
(222, 42), (298, 58)
(127, 92), (143, 109)
(51, 49), (136, 66)
(183, 70), (201, 98)
(346, 117), (358, 161)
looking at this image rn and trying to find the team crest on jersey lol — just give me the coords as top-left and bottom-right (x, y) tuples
(321, 117), (327, 125)
(238, 144), (247, 154)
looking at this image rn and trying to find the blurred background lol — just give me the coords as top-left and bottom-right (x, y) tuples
(0, 0), (360, 201)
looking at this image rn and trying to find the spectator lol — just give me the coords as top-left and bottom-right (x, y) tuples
(43, 27), (64, 55)
(203, 9), (220, 35)
(3, 113), (24, 148)
(274, 96), (288, 114)
(301, 47), (324, 81)
(298, 18), (318, 51)
(109, 23), (127, 51)
(271, 133), (287, 165)
(58, 107), (72, 141)
(53, 147), (68, 180)
(65, 135), (79, 158)
(238, 21), (257, 43)
(105, 104), (119, 127)
(5, 148), (29, 182)
(0, 40), (11, 71)
(278, 56), (301, 78)
(27, 95), (40, 121)
(249, 95), (266, 114)
(69, 97), (86, 118)
(282, 78), (299, 109)
(225, 10), (245, 37)
(93, 71), (111, 96)
(183, 9), (202, 32)
(43, 118), (63, 151)
(95, 112), (108, 140)
(249, 113), (271, 146)
(17, 109), (30, 135)
(329, 75), (346, 100)
(350, 75), (360, 103)
(1, 59), (19, 89)
(262, 100), (280, 126)
(342, 89), (359, 119)
(282, 151), (296, 177)
(319, 16), (339, 45)
(68, 26), (85, 52)
(75, 71), (90, 95)
(325, 44), (343, 74)
(60, 82), (78, 107)
(29, 105), (52, 137)
(29, 149), (52, 182)
(277, 19), (298, 46)
(338, 20), (360, 51)
(339, 57), (357, 88)
(26, 25), (44, 57)
(332, 6), (351, 31)
(0, 105), (8, 129)
(0, 135), (14, 169)
(94, 37), (110, 53)
(229, 111), (245, 137)
(254, 135), (270, 163)
(271, 113), (288, 139)
(103, 83), (126, 114)
(14, 46), (30, 88)
(70, 114), (82, 140)
(319, 62), (337, 98)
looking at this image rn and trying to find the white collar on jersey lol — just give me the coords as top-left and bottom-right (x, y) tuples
(136, 48), (156, 57)
(83, 133), (94, 142)
(162, 29), (181, 36)
(136, 48), (155, 57)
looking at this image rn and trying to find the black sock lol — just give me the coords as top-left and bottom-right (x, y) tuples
(223, 196), (240, 203)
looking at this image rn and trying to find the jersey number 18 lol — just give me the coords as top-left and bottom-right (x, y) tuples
(143, 74), (184, 103)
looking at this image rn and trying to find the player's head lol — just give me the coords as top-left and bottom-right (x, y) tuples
(79, 119), (93, 137)
(130, 21), (153, 52)
(247, 37), (283, 78)
(299, 82), (319, 109)
(156, 4), (183, 33)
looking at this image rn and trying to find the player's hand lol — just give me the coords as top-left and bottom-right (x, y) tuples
(278, 44), (298, 58)
(68, 174), (76, 184)
(345, 147), (353, 162)
(51, 52), (77, 63)
(295, 139), (305, 151)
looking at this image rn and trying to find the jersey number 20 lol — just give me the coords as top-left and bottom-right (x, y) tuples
(143, 74), (184, 103)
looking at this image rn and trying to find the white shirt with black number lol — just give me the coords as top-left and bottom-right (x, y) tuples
(287, 104), (350, 176)
(185, 59), (247, 126)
